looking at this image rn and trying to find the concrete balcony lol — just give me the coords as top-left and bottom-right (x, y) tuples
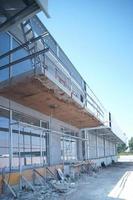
(0, 16), (126, 143)
(0, 49), (104, 128)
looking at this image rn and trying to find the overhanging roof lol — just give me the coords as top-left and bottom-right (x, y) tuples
(0, 0), (49, 32)
(82, 126), (126, 144)
(0, 70), (102, 129)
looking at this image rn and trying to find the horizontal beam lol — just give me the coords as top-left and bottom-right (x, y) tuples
(11, 121), (87, 141)
(0, 32), (48, 60)
(81, 126), (110, 131)
(0, 48), (49, 70)
(0, 3), (39, 32)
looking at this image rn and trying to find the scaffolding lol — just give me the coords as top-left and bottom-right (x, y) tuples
(9, 121), (87, 171)
(1, 120), (87, 196)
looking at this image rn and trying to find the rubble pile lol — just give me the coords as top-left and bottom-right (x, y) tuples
(0, 162), (101, 200)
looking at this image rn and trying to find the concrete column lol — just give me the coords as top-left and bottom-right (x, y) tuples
(96, 133), (98, 158)
(84, 130), (89, 160)
(49, 133), (61, 165)
(103, 137), (106, 157)
(77, 131), (83, 161)
(48, 116), (61, 165)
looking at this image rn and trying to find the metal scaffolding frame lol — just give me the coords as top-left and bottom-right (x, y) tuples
(9, 121), (87, 172)
(0, 120), (87, 193)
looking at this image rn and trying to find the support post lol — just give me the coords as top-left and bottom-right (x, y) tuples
(3, 179), (17, 198)
(21, 176), (35, 192)
(18, 122), (22, 190)
(9, 109), (13, 171)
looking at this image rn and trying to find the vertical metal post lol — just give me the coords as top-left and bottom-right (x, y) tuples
(115, 143), (117, 155)
(88, 131), (90, 159)
(18, 122), (22, 190)
(9, 109), (13, 171)
(46, 128), (49, 165)
(23, 128), (26, 166)
(103, 137), (106, 157)
(62, 131), (65, 170)
(30, 131), (32, 165)
(9, 34), (12, 79)
(42, 131), (45, 166)
(18, 123), (21, 170)
(40, 130), (43, 165)
(96, 132), (98, 158)
(48, 111), (52, 166)
(85, 129), (88, 160)
(40, 120), (43, 165)
(75, 132), (78, 161)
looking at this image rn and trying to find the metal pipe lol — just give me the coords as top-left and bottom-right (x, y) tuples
(10, 121), (87, 141)
(18, 123), (22, 190)
(9, 109), (13, 171)
(0, 32), (48, 60)
(0, 48), (49, 70)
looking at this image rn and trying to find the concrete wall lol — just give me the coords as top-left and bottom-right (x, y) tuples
(86, 130), (117, 166)
(88, 132), (97, 159)
(77, 132), (83, 161)
(97, 136), (104, 158)
(91, 156), (118, 167)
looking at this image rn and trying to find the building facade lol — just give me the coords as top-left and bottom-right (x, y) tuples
(0, 1), (126, 193)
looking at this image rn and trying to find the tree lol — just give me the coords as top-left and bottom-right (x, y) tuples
(117, 143), (127, 154)
(129, 137), (133, 152)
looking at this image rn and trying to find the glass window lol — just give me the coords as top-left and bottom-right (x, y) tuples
(12, 111), (40, 126)
(61, 136), (77, 161)
(12, 39), (32, 76)
(105, 140), (110, 156)
(0, 33), (10, 81)
(41, 121), (49, 129)
(0, 107), (9, 170)
(87, 133), (97, 159)
(11, 111), (47, 169)
(97, 136), (104, 158)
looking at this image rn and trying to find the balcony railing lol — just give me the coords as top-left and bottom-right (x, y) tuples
(0, 32), (107, 123)
(0, 21), (126, 143)
(110, 116), (127, 143)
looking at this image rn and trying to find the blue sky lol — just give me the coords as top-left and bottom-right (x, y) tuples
(39, 0), (133, 139)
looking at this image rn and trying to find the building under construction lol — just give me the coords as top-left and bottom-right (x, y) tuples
(0, 0), (126, 196)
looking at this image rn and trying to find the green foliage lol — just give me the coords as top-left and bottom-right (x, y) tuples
(117, 143), (127, 153)
(129, 137), (133, 152)
(118, 152), (133, 156)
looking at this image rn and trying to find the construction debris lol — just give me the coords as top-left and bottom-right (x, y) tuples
(57, 168), (65, 181)
(0, 161), (102, 200)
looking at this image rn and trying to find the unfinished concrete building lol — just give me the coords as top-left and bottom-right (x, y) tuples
(0, 0), (126, 195)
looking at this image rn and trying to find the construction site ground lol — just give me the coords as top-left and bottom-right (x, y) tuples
(69, 155), (133, 200)
(1, 155), (133, 200)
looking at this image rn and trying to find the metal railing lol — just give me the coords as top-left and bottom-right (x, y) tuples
(0, 32), (107, 124)
(110, 116), (127, 143)
(0, 31), (126, 143)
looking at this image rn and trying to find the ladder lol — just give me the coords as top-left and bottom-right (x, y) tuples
(21, 19), (44, 71)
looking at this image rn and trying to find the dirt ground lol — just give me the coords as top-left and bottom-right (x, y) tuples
(1, 156), (133, 200)
(68, 156), (133, 200)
